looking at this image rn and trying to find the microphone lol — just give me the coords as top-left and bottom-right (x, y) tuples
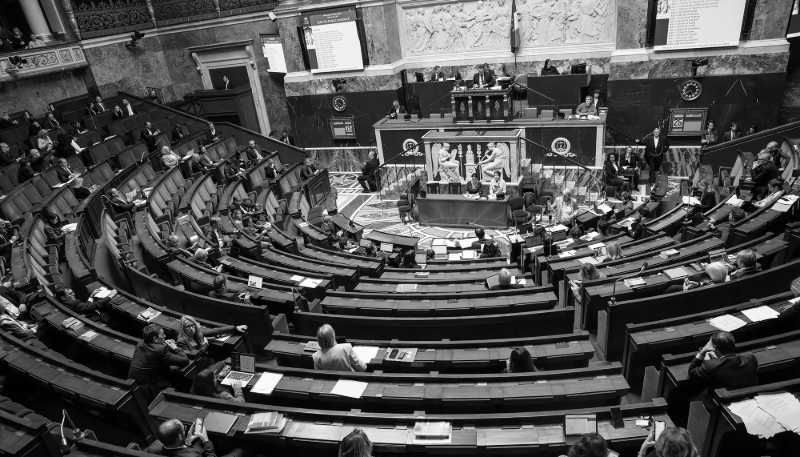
(60, 409), (85, 455)
(610, 262), (649, 306)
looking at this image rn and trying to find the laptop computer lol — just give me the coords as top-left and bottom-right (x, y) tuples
(432, 245), (448, 259)
(220, 352), (256, 386)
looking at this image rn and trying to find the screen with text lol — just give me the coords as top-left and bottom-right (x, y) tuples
(653, 0), (747, 51)
(301, 7), (364, 74)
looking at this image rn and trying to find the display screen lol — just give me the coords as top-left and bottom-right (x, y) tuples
(653, 0), (747, 51)
(669, 108), (707, 136)
(330, 118), (356, 140)
(301, 7), (364, 74)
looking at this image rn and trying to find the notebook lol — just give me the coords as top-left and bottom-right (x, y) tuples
(203, 412), (238, 435)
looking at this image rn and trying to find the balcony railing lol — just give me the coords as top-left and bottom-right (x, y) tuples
(0, 43), (88, 82)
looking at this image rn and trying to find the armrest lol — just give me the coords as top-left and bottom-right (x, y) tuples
(271, 313), (289, 334)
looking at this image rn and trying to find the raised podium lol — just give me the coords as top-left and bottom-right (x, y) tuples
(451, 87), (514, 122)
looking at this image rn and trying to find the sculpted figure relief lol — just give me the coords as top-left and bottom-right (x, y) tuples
(404, 0), (614, 54)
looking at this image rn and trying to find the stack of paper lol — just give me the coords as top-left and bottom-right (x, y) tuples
(299, 278), (322, 288)
(352, 346), (379, 362)
(663, 267), (689, 280)
(772, 195), (799, 213)
(741, 306), (780, 323)
(707, 314), (748, 332)
(448, 253), (461, 261)
(245, 412), (287, 434)
(682, 196), (701, 206)
(754, 392), (800, 433)
(79, 330), (98, 342)
(728, 398), (786, 439)
(547, 224), (568, 232)
(618, 218), (636, 228)
(558, 250), (577, 258)
(303, 341), (320, 352)
(578, 257), (599, 265)
(413, 422), (452, 444)
(397, 283), (418, 293)
(659, 248), (680, 259)
(597, 203), (613, 213)
(727, 195), (745, 207)
(250, 372), (283, 395)
(138, 307), (161, 322)
(624, 277), (647, 288)
(461, 250), (476, 260)
(330, 379), (368, 398)
(62, 223), (78, 233)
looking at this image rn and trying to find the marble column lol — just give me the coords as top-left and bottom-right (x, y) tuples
(19, 0), (55, 42)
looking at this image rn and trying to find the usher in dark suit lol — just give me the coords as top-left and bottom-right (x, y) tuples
(643, 135), (670, 184)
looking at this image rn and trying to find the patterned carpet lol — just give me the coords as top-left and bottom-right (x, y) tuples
(332, 171), (684, 255)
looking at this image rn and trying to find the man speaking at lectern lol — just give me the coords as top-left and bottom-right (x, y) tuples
(472, 64), (494, 88)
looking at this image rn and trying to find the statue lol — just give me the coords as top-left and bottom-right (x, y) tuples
(478, 142), (510, 180)
(434, 142), (462, 181)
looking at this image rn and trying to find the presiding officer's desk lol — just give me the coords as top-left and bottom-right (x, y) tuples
(417, 194), (510, 228)
(266, 330), (595, 372)
(228, 363), (629, 414)
(623, 292), (793, 395)
(150, 389), (672, 456)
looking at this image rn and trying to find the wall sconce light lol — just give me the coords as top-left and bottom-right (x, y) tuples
(250, 60), (255, 68)
(196, 66), (201, 72)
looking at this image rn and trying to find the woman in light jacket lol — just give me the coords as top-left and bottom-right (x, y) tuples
(313, 324), (367, 372)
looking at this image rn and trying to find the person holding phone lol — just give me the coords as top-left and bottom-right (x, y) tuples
(636, 426), (698, 457)
(147, 417), (248, 457)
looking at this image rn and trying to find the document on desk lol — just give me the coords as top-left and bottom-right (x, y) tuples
(352, 345), (379, 362)
(726, 195), (745, 207)
(728, 398), (785, 438)
(62, 223), (78, 233)
(707, 314), (747, 332)
(330, 379), (368, 399)
(755, 392), (800, 432)
(597, 204), (613, 213)
(681, 196), (701, 206)
(740, 305), (780, 322)
(299, 278), (322, 288)
(558, 250), (577, 258)
(458, 238), (479, 249)
(578, 257), (599, 265)
(250, 372), (283, 395)
(448, 253), (461, 261)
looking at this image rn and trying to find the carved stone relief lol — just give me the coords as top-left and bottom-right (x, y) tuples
(402, 0), (615, 55)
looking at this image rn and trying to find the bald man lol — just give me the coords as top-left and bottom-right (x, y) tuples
(489, 268), (524, 290)
(147, 418), (248, 457)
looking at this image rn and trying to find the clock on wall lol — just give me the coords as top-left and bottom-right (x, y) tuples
(333, 95), (347, 112)
(680, 80), (702, 101)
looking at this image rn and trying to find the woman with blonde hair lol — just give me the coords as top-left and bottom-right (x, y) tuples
(160, 145), (180, 169)
(313, 324), (367, 372)
(637, 426), (698, 457)
(339, 428), (372, 457)
(175, 315), (247, 354)
(605, 242), (623, 261)
(37, 129), (53, 152)
(551, 187), (579, 224)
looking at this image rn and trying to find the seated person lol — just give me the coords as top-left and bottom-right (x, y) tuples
(470, 226), (487, 249)
(363, 242), (378, 258)
(191, 146), (214, 173)
(224, 158), (245, 181)
(107, 187), (136, 213)
(208, 275), (251, 304)
(0, 300), (45, 349)
(665, 261), (728, 294)
(637, 427), (698, 457)
(263, 159), (279, 180)
(571, 263), (602, 305)
(425, 248), (435, 261)
(206, 217), (233, 253)
(161, 146), (181, 169)
(596, 219), (609, 236)
(320, 215), (341, 242)
(55, 158), (75, 183)
(190, 368), (244, 402)
(488, 171), (506, 200)
(176, 315), (246, 355)
(68, 121), (87, 137)
(576, 95), (598, 115)
(780, 277), (800, 325)
(71, 177), (92, 200)
(603, 242), (623, 261)
(0, 277), (26, 317)
(127, 324), (190, 392)
(387, 100), (406, 119)
(688, 331), (758, 396)
(753, 178), (784, 209)
(604, 153), (627, 193)
(489, 268), (522, 290)
(502, 347), (536, 373)
(334, 238), (357, 251)
(312, 324), (367, 372)
(465, 173), (482, 195)
(338, 429), (373, 457)
(708, 207), (746, 241)
(189, 248), (213, 269)
(564, 434), (611, 457)
(620, 146), (642, 187)
(626, 206), (650, 240)
(751, 150), (781, 198)
(166, 234), (197, 257)
(244, 140), (263, 163)
(400, 249), (421, 269)
(729, 248), (761, 279)
(357, 150), (380, 192)
(146, 417), (248, 457)
(0, 221), (19, 269)
(230, 195), (255, 216)
(480, 237), (502, 258)
(300, 157), (318, 180)
(54, 284), (113, 322)
(28, 148), (50, 173)
(43, 212), (66, 257)
(568, 225), (583, 239)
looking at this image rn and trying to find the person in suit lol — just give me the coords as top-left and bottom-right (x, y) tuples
(128, 324), (190, 393)
(28, 120), (44, 137)
(192, 146), (214, 174)
(189, 248), (213, 269)
(489, 268), (523, 290)
(576, 95), (598, 115)
(637, 128), (670, 185)
(591, 89), (604, 109)
(146, 417), (249, 457)
(206, 217), (232, 253)
(94, 96), (109, 112)
(54, 284), (112, 322)
(43, 113), (60, 130)
(55, 133), (84, 159)
(665, 262), (729, 294)
(172, 124), (186, 144)
(17, 156), (34, 184)
(0, 112), (18, 129)
(222, 75), (232, 90)
(244, 140), (263, 163)
(107, 188), (136, 213)
(471, 226), (487, 249)
(480, 237), (502, 258)
(472, 63), (494, 88)
(320, 215), (341, 243)
(430, 66), (445, 81)
(300, 157), (318, 180)
(208, 276), (251, 304)
(708, 207), (746, 242)
(400, 249), (421, 269)
(540, 59), (560, 75)
(279, 130), (295, 145)
(68, 121), (87, 137)
(312, 324), (367, 372)
(751, 150), (781, 198)
(71, 177), (92, 200)
(779, 277), (800, 325)
(86, 102), (100, 116)
(56, 158), (74, 183)
(722, 122), (741, 142)
(387, 100), (406, 119)
(111, 105), (125, 121)
(28, 148), (49, 173)
(0, 142), (16, 166)
(121, 99), (136, 117)
(688, 331), (758, 396)
(0, 300), (45, 349)
(754, 178), (784, 209)
(263, 159), (278, 180)
(695, 179), (716, 213)
(357, 150), (380, 192)
(729, 249), (762, 279)
(142, 122), (161, 151)
(620, 146), (641, 188)
(604, 152), (627, 194)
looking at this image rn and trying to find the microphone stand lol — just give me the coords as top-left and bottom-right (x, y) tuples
(61, 409), (85, 454)
(609, 263), (649, 306)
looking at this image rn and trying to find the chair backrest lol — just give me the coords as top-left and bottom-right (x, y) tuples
(524, 192), (536, 206)
(509, 196), (524, 210)
(0, 173), (13, 193)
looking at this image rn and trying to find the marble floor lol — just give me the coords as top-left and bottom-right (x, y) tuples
(332, 172), (684, 256)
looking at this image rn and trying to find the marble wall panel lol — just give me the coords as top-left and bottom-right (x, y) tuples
(383, 3), (403, 63)
(749, 0), (794, 41)
(84, 36), (173, 100)
(0, 71), (89, 117)
(407, 57), (612, 82)
(363, 5), (391, 65)
(616, 0), (648, 49)
(610, 52), (790, 80)
(285, 73), (402, 96)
